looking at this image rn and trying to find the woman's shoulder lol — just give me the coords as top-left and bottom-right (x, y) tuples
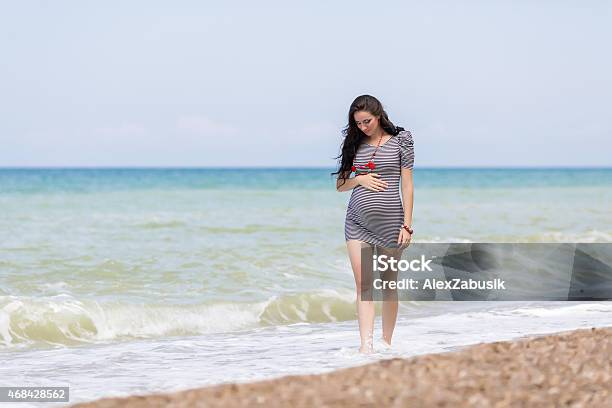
(395, 129), (414, 145)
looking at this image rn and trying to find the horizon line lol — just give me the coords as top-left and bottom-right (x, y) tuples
(1, 165), (611, 170)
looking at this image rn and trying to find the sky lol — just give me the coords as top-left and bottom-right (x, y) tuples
(1, 1), (610, 167)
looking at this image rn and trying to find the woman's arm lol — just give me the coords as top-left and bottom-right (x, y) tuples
(400, 168), (414, 225)
(336, 171), (361, 192)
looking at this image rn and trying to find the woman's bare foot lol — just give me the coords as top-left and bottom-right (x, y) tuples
(359, 345), (373, 354)
(359, 337), (374, 354)
(381, 338), (392, 349)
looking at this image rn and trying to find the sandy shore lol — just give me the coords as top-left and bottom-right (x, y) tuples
(72, 326), (611, 408)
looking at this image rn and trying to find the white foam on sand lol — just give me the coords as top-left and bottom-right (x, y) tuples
(1, 301), (610, 407)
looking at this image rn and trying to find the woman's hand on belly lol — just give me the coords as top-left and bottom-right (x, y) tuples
(356, 173), (388, 192)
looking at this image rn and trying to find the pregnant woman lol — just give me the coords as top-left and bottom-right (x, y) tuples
(333, 94), (415, 354)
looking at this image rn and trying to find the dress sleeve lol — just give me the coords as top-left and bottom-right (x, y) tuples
(399, 130), (415, 169)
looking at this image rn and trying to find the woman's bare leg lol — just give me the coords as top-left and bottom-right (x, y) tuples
(379, 246), (402, 346)
(346, 240), (375, 353)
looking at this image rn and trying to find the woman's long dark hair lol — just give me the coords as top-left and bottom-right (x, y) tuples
(332, 95), (404, 187)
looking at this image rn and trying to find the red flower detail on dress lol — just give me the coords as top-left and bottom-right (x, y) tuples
(351, 135), (385, 174)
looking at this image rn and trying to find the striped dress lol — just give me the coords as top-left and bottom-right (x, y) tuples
(344, 130), (414, 248)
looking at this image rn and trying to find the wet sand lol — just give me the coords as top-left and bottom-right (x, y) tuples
(71, 326), (611, 407)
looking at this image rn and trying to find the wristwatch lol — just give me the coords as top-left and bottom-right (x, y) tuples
(402, 224), (414, 234)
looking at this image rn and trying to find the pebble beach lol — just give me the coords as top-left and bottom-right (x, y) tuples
(71, 326), (612, 407)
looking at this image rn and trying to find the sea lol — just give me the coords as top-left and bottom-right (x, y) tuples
(0, 168), (611, 406)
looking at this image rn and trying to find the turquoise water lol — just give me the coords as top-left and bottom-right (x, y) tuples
(1, 168), (610, 192)
(1, 167), (611, 349)
(0, 168), (611, 405)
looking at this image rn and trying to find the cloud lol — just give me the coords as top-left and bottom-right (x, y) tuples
(93, 124), (147, 139)
(176, 115), (239, 136)
(284, 122), (342, 145)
